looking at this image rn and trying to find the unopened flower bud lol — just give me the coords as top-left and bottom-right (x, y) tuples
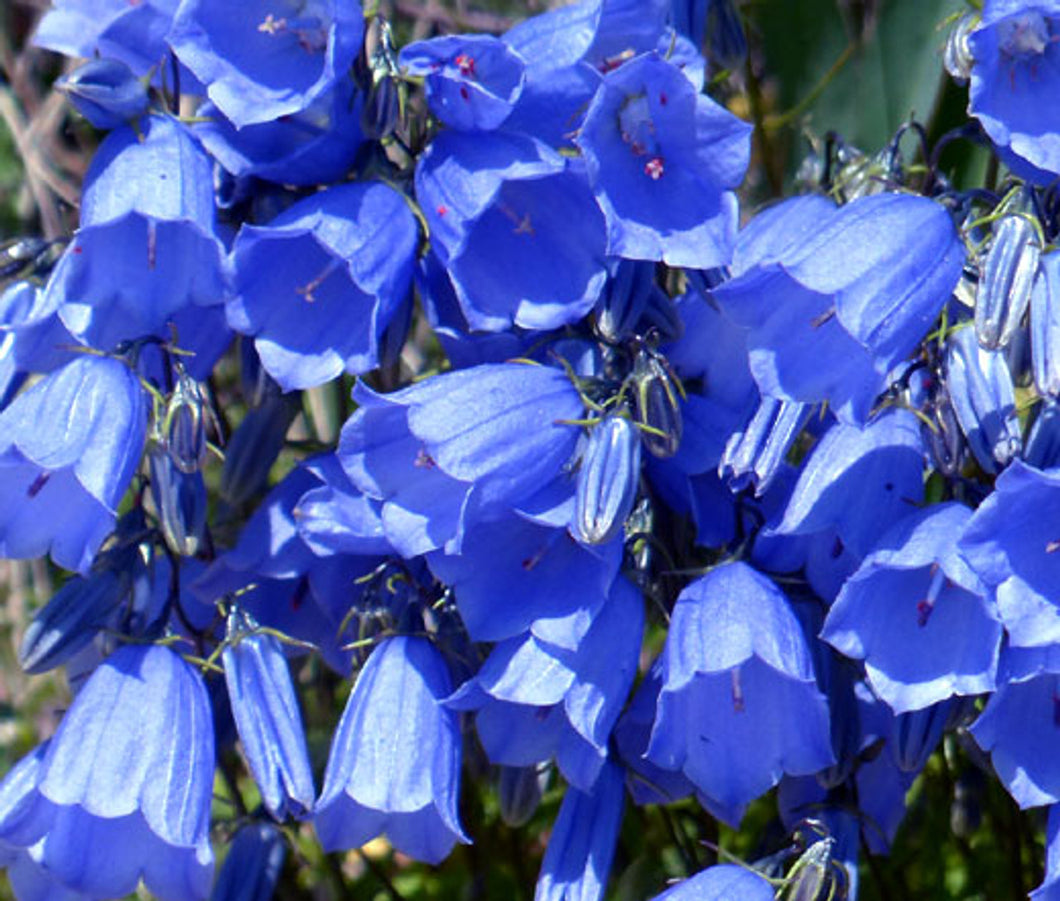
(631, 350), (682, 458)
(56, 59), (149, 130)
(575, 415), (641, 545)
(976, 209), (1041, 350)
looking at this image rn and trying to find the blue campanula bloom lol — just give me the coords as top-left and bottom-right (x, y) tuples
(447, 576), (643, 791)
(339, 362), (585, 558)
(193, 81), (365, 188)
(968, 0), (1060, 180)
(33, 0), (180, 78)
(959, 460), (1060, 648)
(415, 131), (608, 331)
(765, 408), (926, 558)
(647, 561), (834, 825)
(822, 502), (1002, 714)
(169, 0), (363, 128)
(42, 117), (229, 375)
(227, 181), (418, 391)
(534, 758), (625, 901)
(401, 34), (527, 131)
(315, 635), (469, 864)
(713, 192), (964, 424)
(613, 660), (696, 806)
(0, 355), (146, 573)
(0, 644), (215, 900)
(578, 52), (751, 268)
(1033, 805), (1060, 900)
(650, 864), (773, 901)
(427, 511), (623, 649)
(971, 646), (1060, 808)
(222, 609), (316, 822)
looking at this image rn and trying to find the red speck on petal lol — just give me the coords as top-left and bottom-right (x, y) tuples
(436, 205), (448, 217)
(460, 85), (470, 100)
(659, 92), (668, 106)
(644, 156), (665, 180)
(916, 599), (934, 627)
(455, 53), (476, 77)
(72, 245), (83, 254)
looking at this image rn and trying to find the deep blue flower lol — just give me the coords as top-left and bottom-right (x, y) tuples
(222, 609), (316, 822)
(209, 822), (286, 901)
(577, 52), (751, 268)
(647, 561), (834, 824)
(765, 409), (926, 558)
(968, 1), (1060, 180)
(0, 644), (215, 900)
(415, 131), (608, 331)
(650, 864), (773, 901)
(227, 181), (418, 391)
(315, 635), (469, 864)
(192, 82), (365, 188)
(447, 576), (643, 791)
(534, 758), (625, 901)
(339, 362), (584, 557)
(1033, 804), (1060, 900)
(169, 0), (363, 128)
(959, 459), (1060, 648)
(42, 117), (229, 374)
(822, 502), (1001, 714)
(427, 511), (622, 649)
(712, 193), (964, 423)
(400, 34), (526, 131)
(0, 355), (146, 573)
(971, 646), (1060, 808)
(33, 0), (180, 79)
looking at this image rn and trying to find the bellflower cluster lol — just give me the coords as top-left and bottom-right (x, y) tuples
(6, 0), (1060, 898)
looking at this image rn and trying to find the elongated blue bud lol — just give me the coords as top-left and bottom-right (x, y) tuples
(1025, 399), (1060, 468)
(720, 396), (809, 495)
(925, 389), (964, 477)
(1032, 251), (1060, 397)
(210, 822), (286, 901)
(498, 764), (547, 828)
(975, 212), (1041, 350)
(595, 260), (655, 342)
(945, 326), (1022, 473)
(163, 368), (212, 474)
(149, 449), (208, 557)
(890, 698), (957, 773)
(632, 350), (682, 458)
(221, 394), (301, 505)
(55, 58), (149, 130)
(223, 608), (316, 821)
(575, 416), (641, 545)
(18, 570), (125, 674)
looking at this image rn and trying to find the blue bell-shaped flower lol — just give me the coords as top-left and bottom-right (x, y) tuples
(647, 561), (834, 824)
(0, 354), (146, 573)
(314, 635), (469, 864)
(0, 644), (215, 900)
(222, 609), (316, 822)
